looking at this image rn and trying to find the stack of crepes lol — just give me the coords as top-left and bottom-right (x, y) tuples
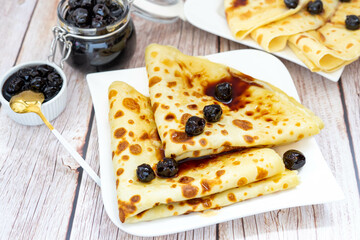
(108, 44), (324, 223)
(225, 0), (360, 72)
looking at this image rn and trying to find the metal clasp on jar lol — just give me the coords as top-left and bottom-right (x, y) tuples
(48, 26), (72, 69)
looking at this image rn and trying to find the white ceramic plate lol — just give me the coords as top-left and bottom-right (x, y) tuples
(184, 0), (344, 82)
(87, 49), (344, 237)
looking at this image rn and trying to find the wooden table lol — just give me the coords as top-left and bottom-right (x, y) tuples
(1, 1), (359, 239)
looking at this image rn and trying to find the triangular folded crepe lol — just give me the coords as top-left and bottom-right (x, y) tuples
(250, 0), (339, 52)
(108, 81), (299, 223)
(145, 44), (324, 161)
(288, 1), (360, 72)
(224, 0), (310, 40)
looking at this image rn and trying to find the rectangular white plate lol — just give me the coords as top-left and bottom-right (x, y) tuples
(184, 0), (344, 82)
(87, 49), (344, 237)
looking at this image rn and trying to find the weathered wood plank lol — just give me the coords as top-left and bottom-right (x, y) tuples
(217, 39), (360, 240)
(0, 0), (94, 239)
(340, 59), (360, 186)
(0, 0), (38, 73)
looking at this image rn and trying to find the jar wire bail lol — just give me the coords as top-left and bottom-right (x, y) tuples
(48, 26), (72, 69)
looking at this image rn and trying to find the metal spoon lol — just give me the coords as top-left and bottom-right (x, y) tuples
(10, 90), (101, 187)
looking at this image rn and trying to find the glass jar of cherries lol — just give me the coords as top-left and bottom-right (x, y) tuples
(55, 0), (136, 72)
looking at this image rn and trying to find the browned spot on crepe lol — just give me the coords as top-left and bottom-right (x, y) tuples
(116, 141), (129, 155)
(216, 170), (225, 178)
(118, 200), (137, 223)
(131, 195), (141, 203)
(167, 81), (177, 88)
(179, 176), (195, 184)
(151, 51), (158, 58)
(151, 131), (161, 141)
(232, 0), (247, 8)
(233, 119), (253, 130)
(162, 59), (175, 67)
(199, 138), (207, 146)
(237, 177), (248, 186)
(114, 128), (126, 139)
(227, 193), (236, 202)
(108, 90), (117, 99)
(181, 185), (199, 198)
(296, 35), (308, 44)
(119, 208), (125, 222)
(192, 92), (202, 98)
(114, 110), (124, 118)
(152, 102), (159, 113)
(161, 104), (170, 109)
(256, 167), (268, 180)
(193, 151), (200, 157)
(298, 134), (304, 140)
(243, 135), (254, 143)
(110, 100), (115, 109)
(180, 113), (192, 125)
(201, 179), (211, 194)
(149, 76), (162, 87)
(165, 113), (176, 121)
(239, 10), (252, 20)
(187, 104), (198, 110)
(221, 130), (228, 136)
(347, 43), (354, 49)
(136, 209), (148, 219)
(130, 144), (142, 155)
(170, 130), (195, 145)
(123, 98), (140, 112)
(139, 133), (149, 140)
(116, 168), (124, 176)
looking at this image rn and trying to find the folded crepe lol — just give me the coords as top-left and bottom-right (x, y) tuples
(108, 81), (299, 223)
(128, 170), (298, 223)
(288, 1), (360, 72)
(145, 44), (324, 161)
(250, 0), (339, 52)
(224, 0), (310, 40)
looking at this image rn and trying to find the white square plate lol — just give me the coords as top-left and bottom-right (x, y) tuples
(184, 0), (344, 82)
(87, 49), (344, 237)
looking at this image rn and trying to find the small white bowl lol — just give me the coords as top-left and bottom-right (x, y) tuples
(0, 61), (67, 126)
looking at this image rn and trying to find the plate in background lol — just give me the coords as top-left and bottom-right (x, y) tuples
(184, 0), (344, 82)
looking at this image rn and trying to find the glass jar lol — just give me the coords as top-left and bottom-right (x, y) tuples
(55, 0), (136, 72)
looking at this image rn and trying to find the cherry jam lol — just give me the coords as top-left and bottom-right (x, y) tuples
(2, 65), (63, 103)
(57, 0), (136, 72)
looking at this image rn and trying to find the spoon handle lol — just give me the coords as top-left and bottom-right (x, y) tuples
(51, 129), (102, 187)
(35, 110), (101, 186)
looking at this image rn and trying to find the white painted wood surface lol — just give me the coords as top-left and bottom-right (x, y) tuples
(0, 0), (359, 239)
